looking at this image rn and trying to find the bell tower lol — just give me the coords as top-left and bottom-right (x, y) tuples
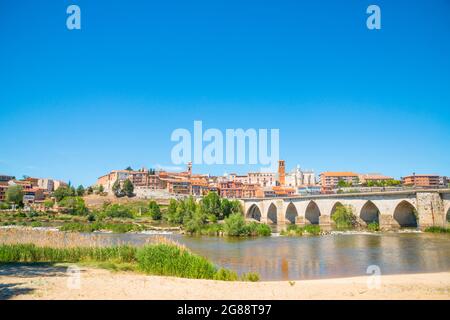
(187, 161), (192, 176)
(278, 160), (285, 186)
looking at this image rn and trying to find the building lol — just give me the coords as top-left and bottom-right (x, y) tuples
(228, 173), (249, 184)
(272, 186), (295, 197)
(320, 172), (359, 192)
(23, 188), (45, 204)
(37, 178), (55, 192)
(0, 183), (8, 202)
(358, 173), (394, 185)
(218, 181), (243, 198)
(297, 185), (321, 195)
(278, 160), (286, 185)
(0, 174), (14, 182)
(402, 174), (440, 188)
(190, 179), (210, 196)
(242, 184), (260, 198)
(165, 178), (190, 195)
(8, 180), (33, 190)
(247, 172), (276, 187)
(53, 180), (68, 190)
(97, 168), (165, 192)
(284, 165), (316, 188)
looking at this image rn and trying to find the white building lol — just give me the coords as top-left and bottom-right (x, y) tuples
(37, 178), (55, 192)
(248, 172), (276, 187)
(285, 165), (316, 188)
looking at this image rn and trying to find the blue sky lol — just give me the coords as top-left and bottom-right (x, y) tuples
(0, 0), (449, 186)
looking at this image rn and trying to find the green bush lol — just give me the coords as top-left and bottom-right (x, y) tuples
(281, 224), (321, 236)
(60, 222), (141, 233)
(240, 272), (260, 282)
(303, 225), (321, 235)
(213, 268), (239, 281)
(58, 196), (88, 215)
(200, 223), (223, 236)
(148, 201), (161, 220)
(30, 221), (43, 228)
(0, 202), (10, 210)
(223, 213), (247, 236)
(331, 205), (356, 230)
(367, 222), (380, 232)
(0, 244), (137, 264)
(102, 204), (134, 219)
(136, 244), (217, 279)
(251, 223), (271, 236)
(425, 226), (450, 234)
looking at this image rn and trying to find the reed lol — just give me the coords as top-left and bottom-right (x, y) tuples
(136, 244), (217, 279)
(0, 244), (137, 263)
(0, 229), (260, 281)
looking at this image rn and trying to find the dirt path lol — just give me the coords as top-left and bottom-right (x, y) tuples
(1, 264), (449, 300)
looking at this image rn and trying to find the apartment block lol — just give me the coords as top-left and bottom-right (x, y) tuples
(320, 172), (359, 191)
(402, 174), (440, 188)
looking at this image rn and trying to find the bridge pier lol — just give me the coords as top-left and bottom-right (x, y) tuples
(416, 192), (445, 229)
(319, 216), (332, 231)
(295, 216), (305, 226)
(379, 214), (395, 231)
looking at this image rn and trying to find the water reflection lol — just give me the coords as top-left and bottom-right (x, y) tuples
(76, 232), (450, 281)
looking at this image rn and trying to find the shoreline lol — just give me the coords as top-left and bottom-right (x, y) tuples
(1, 265), (449, 300)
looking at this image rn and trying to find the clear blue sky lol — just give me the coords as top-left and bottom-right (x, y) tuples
(1, 0), (449, 186)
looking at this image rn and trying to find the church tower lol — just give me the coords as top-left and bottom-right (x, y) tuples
(278, 160), (285, 186)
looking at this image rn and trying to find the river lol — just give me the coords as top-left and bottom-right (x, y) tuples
(75, 231), (450, 281)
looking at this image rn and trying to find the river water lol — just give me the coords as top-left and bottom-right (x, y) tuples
(76, 231), (450, 281)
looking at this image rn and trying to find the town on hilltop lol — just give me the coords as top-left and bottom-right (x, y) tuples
(1, 161), (448, 210)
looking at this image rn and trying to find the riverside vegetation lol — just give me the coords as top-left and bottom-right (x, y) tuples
(0, 186), (272, 237)
(0, 236), (259, 281)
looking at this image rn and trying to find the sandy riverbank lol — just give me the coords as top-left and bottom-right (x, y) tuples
(0, 265), (449, 300)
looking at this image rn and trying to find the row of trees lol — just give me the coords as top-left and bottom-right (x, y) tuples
(165, 192), (242, 225)
(337, 179), (402, 188)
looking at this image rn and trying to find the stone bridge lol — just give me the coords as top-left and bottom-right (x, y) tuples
(240, 189), (450, 230)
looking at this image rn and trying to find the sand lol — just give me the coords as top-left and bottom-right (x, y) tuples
(0, 264), (449, 300)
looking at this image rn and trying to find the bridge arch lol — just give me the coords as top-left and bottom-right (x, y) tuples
(246, 204), (262, 221)
(393, 200), (417, 228)
(285, 202), (298, 224)
(360, 200), (380, 225)
(305, 201), (321, 225)
(267, 203), (278, 224)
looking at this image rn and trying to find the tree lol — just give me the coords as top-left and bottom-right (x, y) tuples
(53, 186), (75, 202)
(112, 179), (122, 197)
(122, 179), (134, 197)
(98, 185), (104, 193)
(5, 185), (23, 206)
(223, 213), (246, 236)
(148, 201), (161, 220)
(201, 192), (222, 219)
(103, 203), (133, 218)
(337, 180), (348, 188)
(165, 199), (180, 224)
(125, 166), (133, 171)
(332, 205), (356, 230)
(86, 186), (93, 195)
(58, 196), (88, 215)
(76, 185), (85, 197)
